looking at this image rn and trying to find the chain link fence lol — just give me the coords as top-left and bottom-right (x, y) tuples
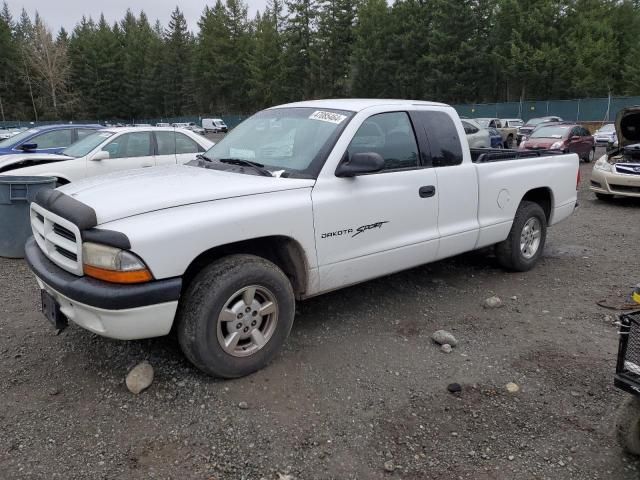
(453, 96), (640, 123)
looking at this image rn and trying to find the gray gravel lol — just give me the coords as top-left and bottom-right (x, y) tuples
(2, 150), (640, 479)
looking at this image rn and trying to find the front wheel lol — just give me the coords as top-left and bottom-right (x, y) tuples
(616, 396), (640, 455)
(495, 201), (547, 272)
(177, 254), (295, 378)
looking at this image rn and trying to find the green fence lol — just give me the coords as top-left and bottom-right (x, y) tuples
(453, 96), (640, 122)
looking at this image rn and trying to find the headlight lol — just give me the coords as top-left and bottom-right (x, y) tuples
(82, 242), (153, 284)
(550, 141), (564, 150)
(594, 157), (612, 173)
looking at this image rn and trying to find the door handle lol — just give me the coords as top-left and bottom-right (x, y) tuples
(419, 185), (436, 198)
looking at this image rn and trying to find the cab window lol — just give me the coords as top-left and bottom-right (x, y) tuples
(347, 112), (419, 171)
(414, 111), (464, 167)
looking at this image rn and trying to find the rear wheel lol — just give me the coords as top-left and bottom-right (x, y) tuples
(584, 148), (595, 163)
(177, 254), (295, 378)
(505, 135), (515, 149)
(616, 396), (640, 455)
(495, 201), (547, 272)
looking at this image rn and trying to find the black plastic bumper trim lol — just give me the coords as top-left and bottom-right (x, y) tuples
(25, 237), (182, 310)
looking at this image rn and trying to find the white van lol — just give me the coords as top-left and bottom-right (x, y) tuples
(202, 118), (228, 133)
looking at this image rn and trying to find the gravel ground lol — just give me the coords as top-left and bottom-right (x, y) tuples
(2, 148), (640, 479)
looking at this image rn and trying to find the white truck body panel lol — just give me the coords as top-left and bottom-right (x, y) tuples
(27, 99), (579, 340)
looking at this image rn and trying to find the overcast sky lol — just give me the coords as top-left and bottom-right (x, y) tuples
(6, 0), (269, 32)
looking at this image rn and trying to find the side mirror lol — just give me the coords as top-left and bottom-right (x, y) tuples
(335, 152), (385, 177)
(91, 150), (110, 161)
(20, 143), (37, 151)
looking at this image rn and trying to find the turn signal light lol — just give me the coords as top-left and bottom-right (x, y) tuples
(83, 264), (153, 284)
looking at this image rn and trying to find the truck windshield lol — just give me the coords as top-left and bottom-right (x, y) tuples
(201, 107), (354, 178)
(62, 131), (114, 158)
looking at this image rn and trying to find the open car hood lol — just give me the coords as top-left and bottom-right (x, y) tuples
(616, 106), (640, 148)
(0, 153), (70, 172)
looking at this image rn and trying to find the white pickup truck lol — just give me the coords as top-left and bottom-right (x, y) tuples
(26, 99), (579, 378)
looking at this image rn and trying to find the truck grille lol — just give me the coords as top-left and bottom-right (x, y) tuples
(30, 203), (83, 275)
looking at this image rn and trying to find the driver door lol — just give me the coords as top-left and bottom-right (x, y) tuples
(311, 111), (440, 293)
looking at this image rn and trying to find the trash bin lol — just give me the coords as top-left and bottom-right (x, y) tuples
(0, 176), (57, 258)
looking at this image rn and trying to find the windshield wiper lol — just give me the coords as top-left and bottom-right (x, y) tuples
(218, 158), (272, 177)
(196, 153), (212, 162)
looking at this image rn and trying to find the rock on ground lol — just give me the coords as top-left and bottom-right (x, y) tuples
(505, 382), (520, 394)
(431, 330), (458, 347)
(484, 296), (503, 309)
(125, 361), (154, 394)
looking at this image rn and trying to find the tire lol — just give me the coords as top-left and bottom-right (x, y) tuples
(177, 254), (295, 378)
(616, 396), (640, 455)
(505, 135), (515, 149)
(595, 192), (613, 201)
(585, 148), (595, 163)
(495, 201), (547, 272)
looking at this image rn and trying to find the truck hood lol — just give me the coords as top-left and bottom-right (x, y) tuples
(616, 106), (640, 148)
(0, 153), (71, 172)
(59, 165), (315, 224)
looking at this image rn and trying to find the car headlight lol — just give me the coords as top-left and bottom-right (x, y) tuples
(550, 141), (564, 150)
(594, 157), (612, 173)
(82, 242), (153, 284)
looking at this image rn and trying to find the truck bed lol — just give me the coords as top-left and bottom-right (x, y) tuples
(471, 148), (564, 163)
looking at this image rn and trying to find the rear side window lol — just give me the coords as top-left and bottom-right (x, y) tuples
(31, 129), (73, 149)
(155, 131), (176, 155)
(415, 111), (463, 167)
(462, 121), (479, 135)
(175, 133), (201, 154)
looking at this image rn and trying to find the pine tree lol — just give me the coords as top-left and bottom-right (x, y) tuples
(315, 0), (356, 97)
(164, 7), (194, 116)
(282, 0), (318, 101)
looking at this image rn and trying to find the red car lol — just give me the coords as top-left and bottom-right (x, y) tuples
(519, 123), (596, 162)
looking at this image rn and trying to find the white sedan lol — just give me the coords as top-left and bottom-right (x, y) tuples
(0, 127), (213, 184)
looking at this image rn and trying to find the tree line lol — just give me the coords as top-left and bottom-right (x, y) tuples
(0, 0), (639, 122)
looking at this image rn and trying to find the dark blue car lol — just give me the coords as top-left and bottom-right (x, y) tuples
(0, 124), (103, 156)
(487, 127), (504, 149)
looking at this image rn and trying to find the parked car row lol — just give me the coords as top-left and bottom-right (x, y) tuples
(0, 127), (213, 184)
(0, 124), (103, 155)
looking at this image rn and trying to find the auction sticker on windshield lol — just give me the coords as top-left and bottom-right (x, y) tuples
(309, 111), (347, 124)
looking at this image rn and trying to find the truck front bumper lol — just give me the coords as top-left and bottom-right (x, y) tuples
(25, 237), (182, 340)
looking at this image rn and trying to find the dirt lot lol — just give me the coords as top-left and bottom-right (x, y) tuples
(1, 148), (640, 479)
